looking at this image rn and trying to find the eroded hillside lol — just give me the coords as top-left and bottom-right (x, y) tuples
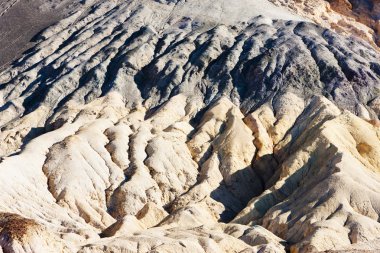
(0, 0), (380, 252)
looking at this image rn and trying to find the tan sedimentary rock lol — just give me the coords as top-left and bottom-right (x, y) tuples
(269, 0), (380, 48)
(235, 96), (380, 252)
(1, 90), (379, 252)
(136, 202), (168, 228)
(100, 215), (145, 238)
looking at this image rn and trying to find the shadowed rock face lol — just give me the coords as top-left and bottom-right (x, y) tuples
(0, 0), (380, 252)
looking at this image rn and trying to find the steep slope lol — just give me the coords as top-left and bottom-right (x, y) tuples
(0, 0), (380, 252)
